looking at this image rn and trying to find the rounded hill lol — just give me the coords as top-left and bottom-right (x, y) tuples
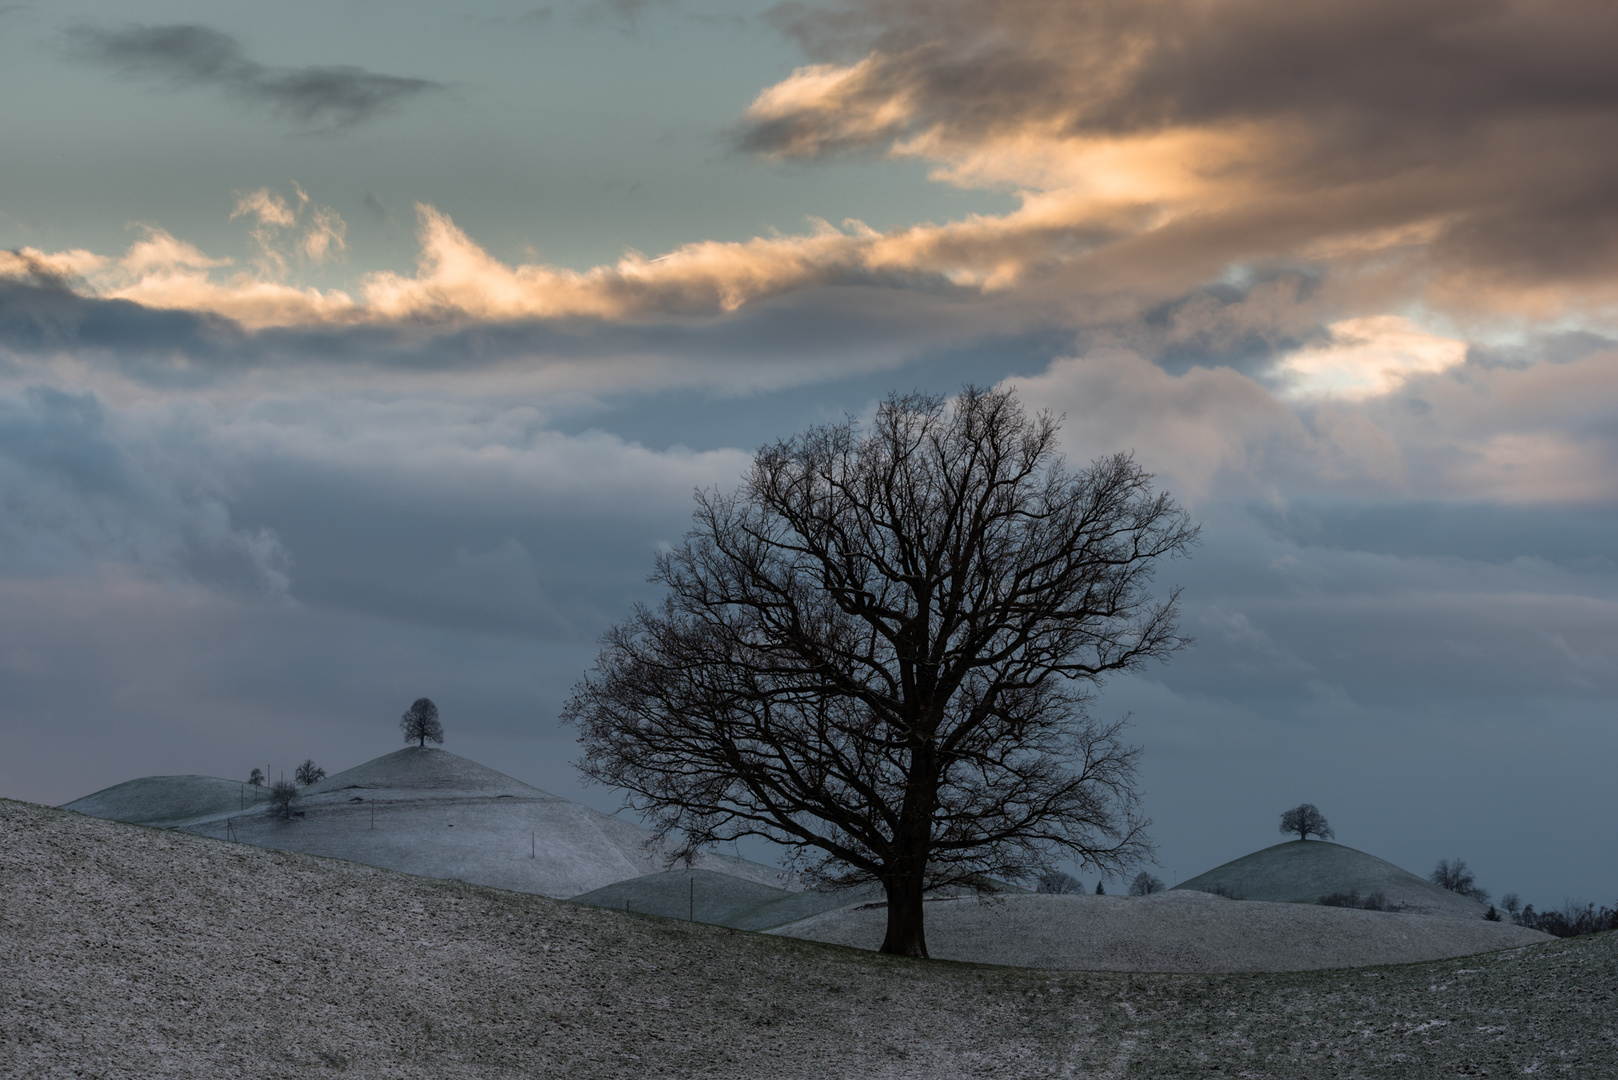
(1174, 840), (1487, 917)
(62, 774), (263, 827)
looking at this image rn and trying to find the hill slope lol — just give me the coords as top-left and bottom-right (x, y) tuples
(4, 799), (1611, 1080)
(770, 890), (1546, 972)
(61, 774), (264, 826)
(572, 868), (884, 930)
(1175, 839), (1487, 917)
(65, 748), (787, 898)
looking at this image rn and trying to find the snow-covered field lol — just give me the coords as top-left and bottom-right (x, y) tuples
(5, 799), (1614, 1078)
(771, 889), (1547, 972)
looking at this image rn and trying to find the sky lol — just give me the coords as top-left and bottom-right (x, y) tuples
(2, 0), (1615, 909)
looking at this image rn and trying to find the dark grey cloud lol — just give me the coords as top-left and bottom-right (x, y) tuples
(64, 23), (444, 127)
(742, 0), (1618, 304)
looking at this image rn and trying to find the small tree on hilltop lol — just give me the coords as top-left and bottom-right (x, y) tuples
(267, 778), (298, 819)
(295, 759), (326, 786)
(401, 698), (444, 748)
(1430, 858), (1490, 903)
(1129, 871), (1165, 895)
(248, 768), (264, 787)
(1280, 803), (1334, 841)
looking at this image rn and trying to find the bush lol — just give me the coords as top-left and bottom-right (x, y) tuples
(1035, 870), (1084, 895)
(266, 778), (299, 819)
(1318, 889), (1393, 911)
(1430, 858), (1490, 903)
(1128, 871), (1165, 895)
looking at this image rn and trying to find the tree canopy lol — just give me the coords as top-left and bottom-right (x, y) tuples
(401, 698), (444, 748)
(1280, 803), (1334, 841)
(563, 387), (1196, 957)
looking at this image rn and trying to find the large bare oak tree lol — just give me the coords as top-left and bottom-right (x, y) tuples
(563, 388), (1197, 957)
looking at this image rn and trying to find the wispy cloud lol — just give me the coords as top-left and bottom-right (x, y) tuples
(64, 23), (444, 128)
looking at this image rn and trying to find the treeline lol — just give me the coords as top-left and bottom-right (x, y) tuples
(1502, 896), (1618, 938)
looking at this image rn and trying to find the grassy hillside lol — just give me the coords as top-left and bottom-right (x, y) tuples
(6, 799), (1613, 1078)
(1176, 840), (1486, 917)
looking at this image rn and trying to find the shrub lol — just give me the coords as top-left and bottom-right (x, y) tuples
(266, 778), (299, 820)
(1318, 889), (1392, 911)
(1128, 871), (1165, 895)
(1035, 870), (1084, 895)
(1430, 858), (1490, 903)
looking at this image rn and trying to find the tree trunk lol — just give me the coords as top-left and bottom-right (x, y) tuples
(880, 871), (929, 958)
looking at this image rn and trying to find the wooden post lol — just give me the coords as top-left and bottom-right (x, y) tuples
(531, 831), (535, 858)
(689, 875), (694, 921)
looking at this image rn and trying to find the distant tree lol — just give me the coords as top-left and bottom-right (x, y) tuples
(1035, 870), (1084, 895)
(1501, 892), (1523, 921)
(1279, 803), (1334, 841)
(400, 698), (444, 748)
(248, 768), (264, 787)
(1095, 881), (1106, 895)
(1430, 858), (1490, 903)
(294, 759), (326, 787)
(1484, 905), (1502, 922)
(1129, 871), (1165, 895)
(267, 778), (298, 819)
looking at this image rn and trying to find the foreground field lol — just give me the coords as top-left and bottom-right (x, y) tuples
(2, 800), (1614, 1078)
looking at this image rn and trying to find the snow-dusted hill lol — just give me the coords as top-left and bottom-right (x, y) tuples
(768, 888), (1548, 972)
(6, 798), (1608, 1079)
(1174, 839), (1489, 917)
(64, 747), (788, 898)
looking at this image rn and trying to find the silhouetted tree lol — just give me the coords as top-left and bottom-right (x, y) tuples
(565, 388), (1196, 957)
(1430, 858), (1490, 903)
(1501, 892), (1523, 921)
(1129, 871), (1165, 895)
(295, 759), (326, 786)
(267, 778), (298, 819)
(400, 698), (444, 748)
(1036, 870), (1084, 895)
(1279, 803), (1334, 841)
(248, 768), (264, 787)
(1095, 881), (1106, 895)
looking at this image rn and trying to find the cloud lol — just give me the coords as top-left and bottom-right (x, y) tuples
(64, 23), (444, 128)
(735, 0), (1618, 323)
(231, 184), (347, 273)
(1274, 316), (1467, 401)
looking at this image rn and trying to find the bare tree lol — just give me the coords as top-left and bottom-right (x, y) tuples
(1129, 871), (1166, 895)
(400, 698), (444, 748)
(1279, 803), (1334, 841)
(1036, 870), (1084, 894)
(564, 387), (1196, 957)
(1430, 858), (1490, 903)
(266, 778), (298, 819)
(294, 759), (326, 786)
